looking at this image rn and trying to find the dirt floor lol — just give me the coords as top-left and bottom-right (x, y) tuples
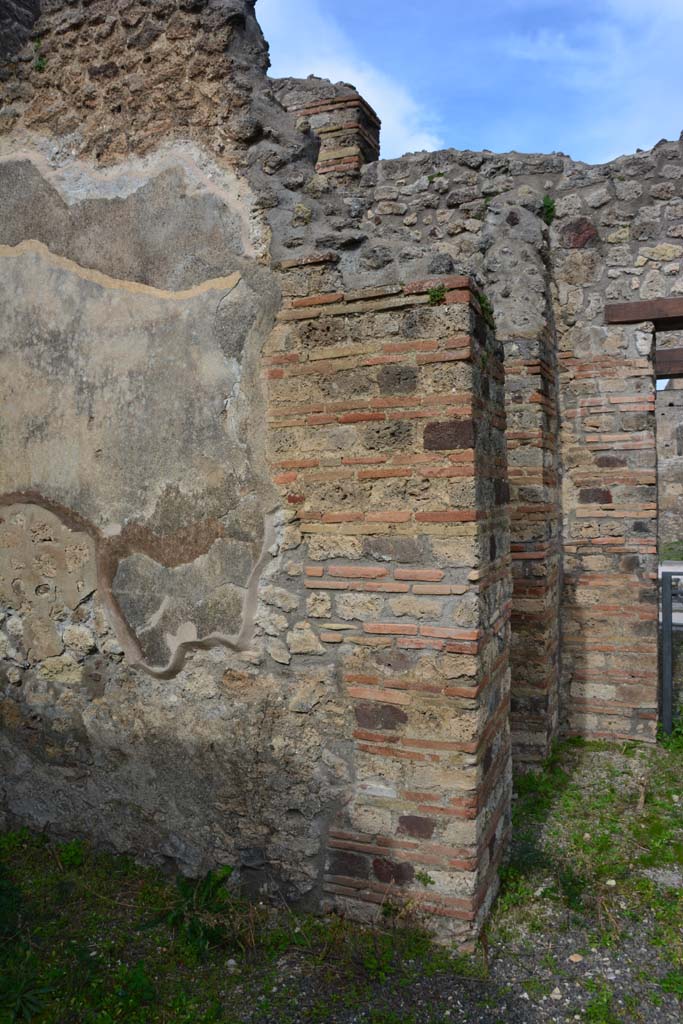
(1, 734), (682, 1024)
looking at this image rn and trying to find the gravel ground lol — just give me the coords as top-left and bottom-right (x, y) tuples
(227, 740), (683, 1023)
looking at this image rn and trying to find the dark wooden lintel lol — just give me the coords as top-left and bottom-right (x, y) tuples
(655, 348), (683, 379)
(605, 297), (683, 330)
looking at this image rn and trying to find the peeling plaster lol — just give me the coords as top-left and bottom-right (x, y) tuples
(0, 493), (279, 678)
(0, 141), (268, 260)
(0, 240), (242, 300)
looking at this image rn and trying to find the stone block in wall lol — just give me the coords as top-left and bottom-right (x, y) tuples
(265, 271), (512, 944)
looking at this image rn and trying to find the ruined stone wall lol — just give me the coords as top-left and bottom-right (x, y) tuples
(0, 0), (680, 944)
(332, 140), (683, 748)
(0, 0), (515, 944)
(0, 0), (271, 158)
(0, 0), (340, 901)
(265, 271), (511, 937)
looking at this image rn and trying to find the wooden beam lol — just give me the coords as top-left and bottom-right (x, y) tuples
(655, 348), (683, 379)
(605, 297), (683, 329)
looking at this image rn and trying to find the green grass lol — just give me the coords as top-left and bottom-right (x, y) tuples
(1, 737), (682, 1022)
(489, 736), (683, 1018)
(0, 829), (474, 1023)
(660, 541), (683, 561)
(584, 980), (621, 1023)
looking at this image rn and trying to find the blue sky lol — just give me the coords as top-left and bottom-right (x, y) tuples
(258, 0), (683, 164)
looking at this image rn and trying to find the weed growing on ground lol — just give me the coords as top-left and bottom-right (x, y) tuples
(661, 969), (683, 997)
(584, 979), (621, 1023)
(58, 839), (86, 870)
(659, 718), (683, 753)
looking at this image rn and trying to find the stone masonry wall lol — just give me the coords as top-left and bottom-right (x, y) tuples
(0, 0), (680, 943)
(0, 0), (351, 910)
(657, 379), (683, 550)
(0, 0), (513, 945)
(323, 142), (681, 747)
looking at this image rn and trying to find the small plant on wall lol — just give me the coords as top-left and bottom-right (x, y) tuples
(33, 40), (46, 72)
(476, 291), (495, 327)
(541, 195), (556, 225)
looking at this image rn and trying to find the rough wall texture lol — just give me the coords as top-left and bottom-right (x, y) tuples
(657, 379), (683, 548)
(0, 0), (679, 943)
(0, 0), (352, 909)
(265, 273), (511, 937)
(0, 157), (280, 674)
(0, 0), (271, 158)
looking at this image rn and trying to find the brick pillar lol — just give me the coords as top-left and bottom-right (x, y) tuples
(266, 268), (511, 944)
(559, 334), (658, 741)
(504, 335), (562, 764)
(274, 79), (381, 175)
(484, 199), (562, 767)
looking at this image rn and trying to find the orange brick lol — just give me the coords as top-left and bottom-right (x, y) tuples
(415, 510), (478, 523)
(338, 412), (386, 424)
(329, 566), (389, 579)
(394, 569), (445, 582)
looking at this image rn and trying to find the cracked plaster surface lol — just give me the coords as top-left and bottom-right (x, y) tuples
(0, 154), (281, 672)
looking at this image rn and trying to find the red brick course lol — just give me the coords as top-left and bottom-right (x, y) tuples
(265, 274), (512, 944)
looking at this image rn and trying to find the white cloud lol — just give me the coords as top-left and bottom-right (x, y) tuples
(503, 25), (621, 69)
(497, 3), (683, 163)
(256, 0), (444, 159)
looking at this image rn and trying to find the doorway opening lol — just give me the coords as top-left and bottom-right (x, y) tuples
(656, 341), (683, 732)
(605, 298), (683, 732)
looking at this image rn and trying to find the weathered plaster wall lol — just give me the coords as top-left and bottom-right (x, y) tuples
(0, 153), (280, 673)
(0, 128), (360, 899)
(0, 0), (355, 907)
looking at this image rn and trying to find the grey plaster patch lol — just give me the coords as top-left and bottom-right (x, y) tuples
(0, 141), (270, 257)
(0, 159), (248, 290)
(0, 503), (96, 664)
(114, 540), (252, 666)
(0, 655), (352, 894)
(0, 160), (282, 673)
